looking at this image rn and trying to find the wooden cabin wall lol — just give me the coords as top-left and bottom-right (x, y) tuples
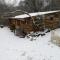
(20, 18), (33, 33)
(9, 12), (60, 34)
(44, 13), (60, 30)
(9, 17), (34, 33)
(57, 12), (60, 27)
(14, 17), (34, 33)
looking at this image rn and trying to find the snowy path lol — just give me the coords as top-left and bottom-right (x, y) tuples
(0, 27), (60, 60)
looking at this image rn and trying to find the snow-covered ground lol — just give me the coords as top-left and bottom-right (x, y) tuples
(0, 27), (60, 60)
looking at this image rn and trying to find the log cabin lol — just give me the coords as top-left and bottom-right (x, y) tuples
(8, 10), (60, 35)
(44, 12), (60, 30)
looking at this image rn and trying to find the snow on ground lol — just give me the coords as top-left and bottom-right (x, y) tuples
(0, 27), (60, 60)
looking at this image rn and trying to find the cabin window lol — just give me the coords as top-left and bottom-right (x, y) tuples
(49, 15), (54, 20)
(21, 20), (26, 24)
(17, 21), (20, 25)
(50, 17), (53, 20)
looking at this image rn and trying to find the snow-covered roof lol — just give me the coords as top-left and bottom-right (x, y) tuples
(11, 10), (60, 19)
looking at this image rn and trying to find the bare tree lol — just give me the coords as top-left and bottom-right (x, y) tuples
(44, 0), (60, 11)
(18, 0), (43, 12)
